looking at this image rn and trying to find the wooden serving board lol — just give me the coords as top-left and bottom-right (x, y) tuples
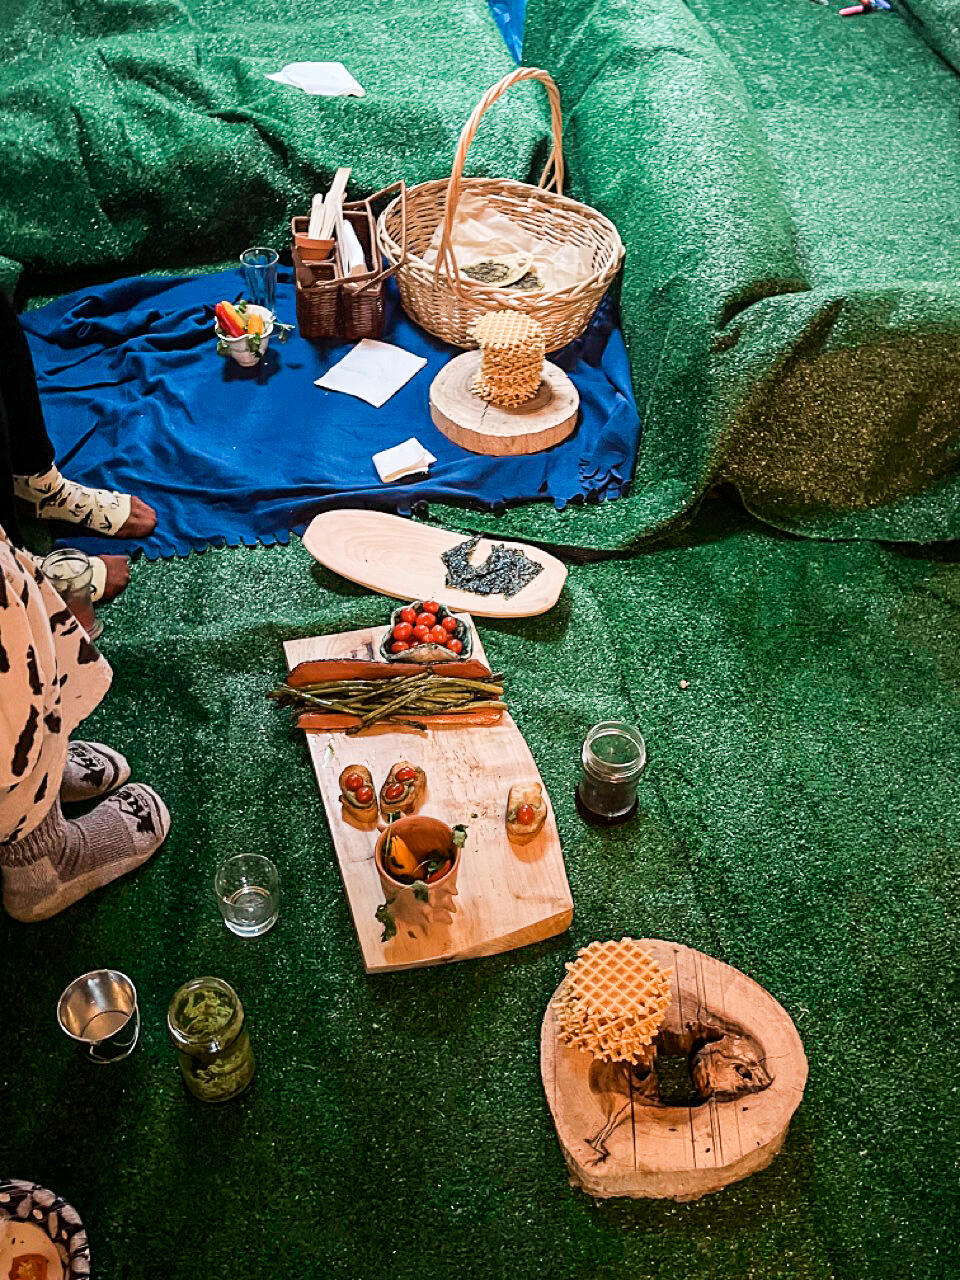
(302, 510), (566, 618)
(541, 940), (808, 1201)
(429, 351), (579, 456)
(284, 621), (573, 973)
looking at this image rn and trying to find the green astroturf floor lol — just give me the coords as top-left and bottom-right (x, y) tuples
(1, 500), (958, 1279)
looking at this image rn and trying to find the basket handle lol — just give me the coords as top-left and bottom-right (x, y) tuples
(434, 67), (564, 292)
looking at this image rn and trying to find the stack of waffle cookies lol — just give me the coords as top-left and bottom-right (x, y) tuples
(470, 310), (545, 408)
(552, 938), (673, 1064)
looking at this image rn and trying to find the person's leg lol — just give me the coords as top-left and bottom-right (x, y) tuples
(61, 741), (131, 803)
(0, 290), (156, 540)
(0, 288), (56, 477)
(0, 785), (170, 922)
(0, 380), (26, 545)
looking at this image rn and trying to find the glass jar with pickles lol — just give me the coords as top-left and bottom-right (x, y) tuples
(167, 977), (255, 1103)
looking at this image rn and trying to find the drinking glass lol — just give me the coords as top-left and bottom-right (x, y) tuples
(214, 854), (279, 937)
(239, 246), (279, 313)
(41, 547), (102, 640)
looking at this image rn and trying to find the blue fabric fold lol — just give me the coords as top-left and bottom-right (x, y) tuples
(487, 0), (527, 60)
(22, 269), (640, 559)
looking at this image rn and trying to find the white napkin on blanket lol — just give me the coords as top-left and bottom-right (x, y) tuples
(314, 339), (428, 408)
(266, 62), (365, 97)
(372, 438), (438, 484)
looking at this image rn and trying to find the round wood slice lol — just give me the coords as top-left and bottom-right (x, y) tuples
(541, 940), (808, 1201)
(429, 351), (579, 456)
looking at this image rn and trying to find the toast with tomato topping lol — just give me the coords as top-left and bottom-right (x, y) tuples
(380, 761), (426, 818)
(339, 765), (377, 824)
(505, 783), (547, 844)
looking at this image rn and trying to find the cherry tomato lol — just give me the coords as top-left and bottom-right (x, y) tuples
(412, 624), (430, 642)
(355, 785), (374, 805)
(422, 600), (441, 615)
(395, 765), (417, 783)
(384, 782), (405, 802)
(441, 615), (458, 634)
(400, 606), (417, 625)
(391, 640), (410, 653)
(393, 622), (414, 641)
(343, 772), (364, 792)
(428, 627), (447, 645)
(517, 803), (535, 825)
(415, 611), (437, 630)
(445, 637), (463, 655)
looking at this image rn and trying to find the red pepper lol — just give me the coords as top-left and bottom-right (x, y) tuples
(215, 301), (245, 337)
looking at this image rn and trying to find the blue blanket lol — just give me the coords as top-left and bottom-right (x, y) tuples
(23, 269), (640, 559)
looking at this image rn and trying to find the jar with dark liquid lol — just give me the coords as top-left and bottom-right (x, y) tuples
(576, 721), (647, 825)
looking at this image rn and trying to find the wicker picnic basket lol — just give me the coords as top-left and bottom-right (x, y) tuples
(377, 68), (623, 353)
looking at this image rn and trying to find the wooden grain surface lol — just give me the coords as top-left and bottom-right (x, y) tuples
(541, 940), (808, 1200)
(429, 351), (579, 456)
(284, 620), (573, 973)
(302, 510), (567, 619)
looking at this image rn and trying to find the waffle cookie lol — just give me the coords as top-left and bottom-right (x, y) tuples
(470, 310), (546, 408)
(552, 938), (673, 1064)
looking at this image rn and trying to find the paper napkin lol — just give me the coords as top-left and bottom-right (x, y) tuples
(372, 437), (437, 484)
(265, 62), (365, 98)
(314, 339), (428, 408)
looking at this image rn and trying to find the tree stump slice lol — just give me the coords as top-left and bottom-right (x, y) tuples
(541, 940), (808, 1201)
(429, 351), (579, 456)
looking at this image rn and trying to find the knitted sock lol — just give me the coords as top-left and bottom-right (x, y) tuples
(1, 787), (170, 922)
(61, 741), (132, 804)
(13, 465), (131, 535)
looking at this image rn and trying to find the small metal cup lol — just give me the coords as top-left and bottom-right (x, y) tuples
(57, 969), (139, 1064)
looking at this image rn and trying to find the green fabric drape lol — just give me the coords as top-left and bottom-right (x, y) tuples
(0, 0), (549, 294)
(901, 0), (960, 71)
(428, 0), (960, 550)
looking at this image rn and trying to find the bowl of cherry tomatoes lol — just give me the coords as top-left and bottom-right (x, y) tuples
(379, 599), (473, 664)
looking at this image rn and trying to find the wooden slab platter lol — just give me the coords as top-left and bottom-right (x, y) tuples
(284, 620), (573, 973)
(429, 351), (579, 456)
(541, 940), (808, 1201)
(302, 510), (567, 618)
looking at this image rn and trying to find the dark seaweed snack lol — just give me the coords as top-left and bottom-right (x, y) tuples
(510, 271), (543, 291)
(441, 536), (543, 599)
(462, 260), (514, 284)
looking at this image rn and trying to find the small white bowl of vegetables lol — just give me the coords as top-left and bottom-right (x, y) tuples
(214, 300), (274, 366)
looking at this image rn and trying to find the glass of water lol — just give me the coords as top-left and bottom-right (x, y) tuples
(214, 854), (279, 937)
(239, 246), (279, 313)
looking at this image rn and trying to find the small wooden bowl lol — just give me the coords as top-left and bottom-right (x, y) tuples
(294, 232), (335, 263)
